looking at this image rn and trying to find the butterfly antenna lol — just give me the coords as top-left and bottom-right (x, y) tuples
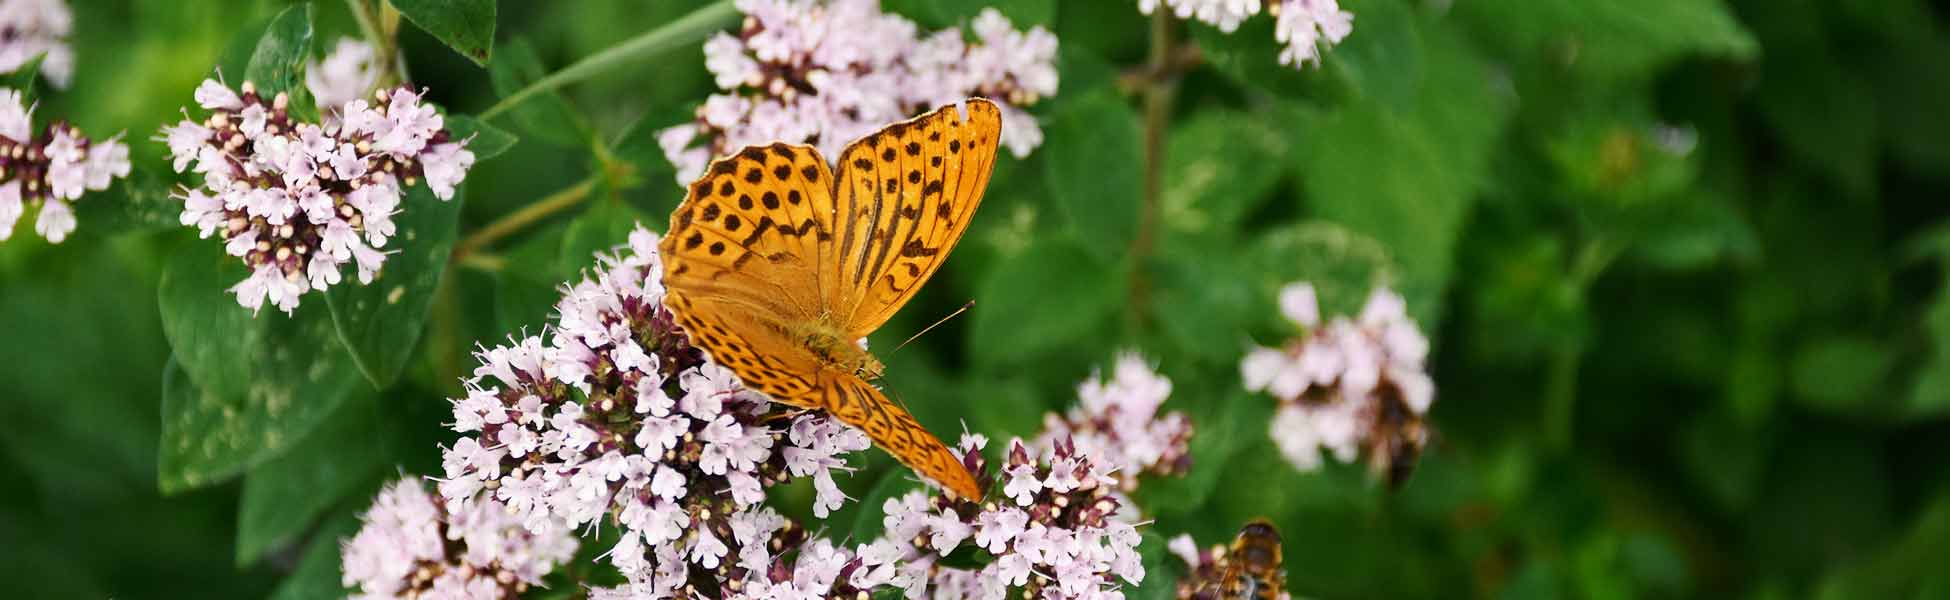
(890, 300), (974, 358)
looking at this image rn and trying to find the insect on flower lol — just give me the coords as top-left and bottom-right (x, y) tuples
(659, 98), (1004, 500)
(1175, 519), (1290, 600)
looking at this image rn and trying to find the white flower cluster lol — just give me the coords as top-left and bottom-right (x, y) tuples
(160, 79), (475, 314)
(341, 478), (578, 600)
(307, 38), (381, 114)
(1037, 352), (1192, 491)
(0, 0), (74, 88)
(1138, 0), (1352, 68)
(1241, 283), (1433, 475)
(660, 0), (1059, 184)
(854, 436), (1148, 600)
(0, 88), (131, 244)
(435, 228), (873, 599)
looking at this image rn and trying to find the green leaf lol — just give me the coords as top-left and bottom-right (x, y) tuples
(445, 114), (519, 162)
(1322, 0), (1425, 111)
(482, 1), (739, 120)
(1244, 221), (1399, 323)
(71, 166), (181, 236)
(1287, 26), (1510, 328)
(968, 237), (1123, 366)
(1137, 389), (1268, 515)
(244, 3), (316, 120)
(1189, 15), (1326, 100)
(559, 199), (649, 273)
(268, 511), (362, 600)
(156, 241), (366, 494)
(1788, 334), (1894, 415)
(1455, 0), (1758, 86)
(1755, 45), (1877, 197)
(391, 0), (497, 66)
(3, 52), (43, 96)
(1909, 260), (1950, 420)
(489, 38), (590, 148)
(493, 224), (571, 336)
(235, 393), (391, 566)
(325, 185), (464, 388)
(1159, 108), (1289, 237)
(1042, 90), (1141, 262)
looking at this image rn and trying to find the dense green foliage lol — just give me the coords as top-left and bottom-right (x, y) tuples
(2, 0), (1949, 597)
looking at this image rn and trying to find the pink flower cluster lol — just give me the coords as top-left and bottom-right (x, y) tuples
(435, 228), (872, 598)
(659, 0), (1059, 184)
(1138, 0), (1352, 68)
(1241, 283), (1433, 477)
(0, 0), (74, 88)
(0, 87), (130, 244)
(161, 79), (475, 314)
(1037, 353), (1192, 491)
(340, 478), (578, 600)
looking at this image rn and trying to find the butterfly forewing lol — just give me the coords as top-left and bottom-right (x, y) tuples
(660, 100), (1003, 500)
(832, 100), (1002, 335)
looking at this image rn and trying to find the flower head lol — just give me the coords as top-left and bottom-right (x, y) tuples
(1038, 352), (1193, 491)
(439, 227), (874, 598)
(160, 79), (474, 314)
(1139, 0), (1351, 70)
(0, 0), (75, 88)
(341, 477), (578, 599)
(662, 0), (1060, 183)
(0, 88), (130, 244)
(1243, 283), (1433, 484)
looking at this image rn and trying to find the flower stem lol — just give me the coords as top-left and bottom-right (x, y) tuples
(1129, 9), (1178, 326)
(450, 175), (602, 262)
(1544, 236), (1624, 450)
(480, 0), (740, 121)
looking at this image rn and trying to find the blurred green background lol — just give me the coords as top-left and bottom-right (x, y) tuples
(4, 0), (1950, 598)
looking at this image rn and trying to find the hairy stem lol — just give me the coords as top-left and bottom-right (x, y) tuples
(1129, 9), (1178, 325)
(450, 175), (602, 262)
(481, 0), (740, 120)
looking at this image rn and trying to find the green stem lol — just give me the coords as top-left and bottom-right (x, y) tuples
(450, 175), (602, 261)
(479, 0), (740, 121)
(1129, 9), (1177, 326)
(1544, 235), (1625, 450)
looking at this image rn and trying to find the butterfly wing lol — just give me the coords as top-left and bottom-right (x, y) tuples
(829, 99), (1002, 335)
(820, 368), (982, 499)
(663, 143), (841, 323)
(662, 143), (842, 399)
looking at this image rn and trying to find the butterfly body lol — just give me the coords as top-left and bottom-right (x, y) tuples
(660, 99), (1002, 500)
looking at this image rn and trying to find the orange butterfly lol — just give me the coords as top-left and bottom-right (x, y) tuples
(659, 99), (1002, 499)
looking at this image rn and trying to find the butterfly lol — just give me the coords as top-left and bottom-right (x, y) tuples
(658, 99), (1002, 500)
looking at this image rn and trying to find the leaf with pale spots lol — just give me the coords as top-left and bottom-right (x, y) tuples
(325, 185), (465, 388)
(244, 2), (316, 122)
(234, 392), (391, 567)
(157, 241), (366, 494)
(445, 114), (518, 162)
(72, 165), (179, 235)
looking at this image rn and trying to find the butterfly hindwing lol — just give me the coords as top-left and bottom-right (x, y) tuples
(663, 290), (823, 403)
(820, 367), (982, 499)
(831, 100), (1002, 335)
